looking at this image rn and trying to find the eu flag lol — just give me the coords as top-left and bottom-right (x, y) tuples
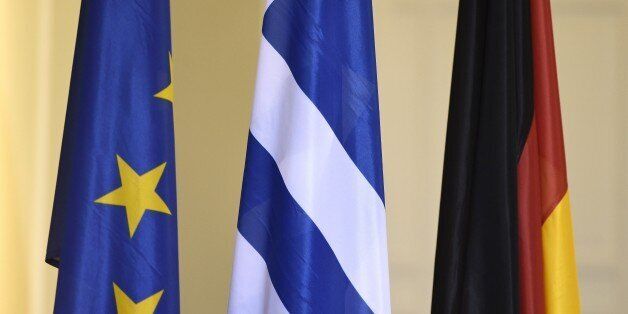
(46, 0), (178, 312)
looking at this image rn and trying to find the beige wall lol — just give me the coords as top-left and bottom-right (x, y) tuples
(0, 0), (626, 313)
(555, 2), (628, 312)
(0, 0), (78, 312)
(171, 0), (263, 311)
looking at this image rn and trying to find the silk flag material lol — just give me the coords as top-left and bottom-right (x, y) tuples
(46, 0), (178, 312)
(521, 0), (580, 312)
(228, 0), (390, 312)
(432, 0), (580, 313)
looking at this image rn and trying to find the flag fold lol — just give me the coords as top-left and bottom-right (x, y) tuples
(228, 0), (391, 313)
(46, 0), (179, 312)
(432, 0), (580, 313)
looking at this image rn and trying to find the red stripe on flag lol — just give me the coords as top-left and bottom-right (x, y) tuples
(517, 120), (546, 314)
(518, 0), (570, 313)
(530, 0), (568, 220)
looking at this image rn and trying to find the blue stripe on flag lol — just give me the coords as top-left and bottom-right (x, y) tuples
(237, 133), (373, 314)
(262, 0), (385, 202)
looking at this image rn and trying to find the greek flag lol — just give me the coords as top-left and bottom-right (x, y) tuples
(228, 0), (390, 313)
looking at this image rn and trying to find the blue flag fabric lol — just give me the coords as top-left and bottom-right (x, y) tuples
(46, 0), (178, 312)
(228, 0), (391, 312)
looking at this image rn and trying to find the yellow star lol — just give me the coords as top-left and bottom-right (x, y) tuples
(154, 53), (173, 103)
(95, 155), (171, 237)
(113, 283), (163, 314)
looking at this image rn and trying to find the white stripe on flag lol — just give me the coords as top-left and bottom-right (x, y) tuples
(264, 0), (273, 11)
(228, 232), (288, 314)
(248, 37), (391, 313)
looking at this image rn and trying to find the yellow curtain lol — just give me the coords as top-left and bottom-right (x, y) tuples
(0, 0), (79, 312)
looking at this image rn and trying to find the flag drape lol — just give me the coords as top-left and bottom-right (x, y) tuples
(228, 0), (391, 313)
(530, 0), (580, 311)
(432, 0), (579, 313)
(432, 0), (533, 311)
(46, 0), (179, 312)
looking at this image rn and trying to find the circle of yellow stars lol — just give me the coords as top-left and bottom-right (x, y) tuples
(94, 53), (173, 313)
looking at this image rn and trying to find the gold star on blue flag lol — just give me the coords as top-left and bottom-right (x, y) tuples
(45, 0), (179, 312)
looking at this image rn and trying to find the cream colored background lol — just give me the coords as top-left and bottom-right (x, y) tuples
(1, 0), (626, 313)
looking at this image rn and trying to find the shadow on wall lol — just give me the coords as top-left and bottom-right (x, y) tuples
(172, 1), (263, 311)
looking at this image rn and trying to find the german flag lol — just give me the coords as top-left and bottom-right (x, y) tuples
(432, 0), (580, 312)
